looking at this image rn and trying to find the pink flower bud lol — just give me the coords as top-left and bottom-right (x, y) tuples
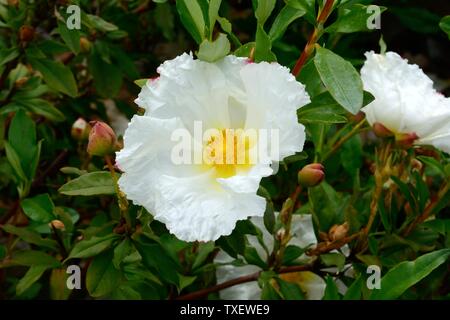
(372, 122), (393, 138)
(298, 163), (325, 187)
(395, 132), (419, 149)
(87, 121), (117, 156)
(71, 118), (91, 141)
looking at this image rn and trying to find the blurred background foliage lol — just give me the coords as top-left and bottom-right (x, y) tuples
(0, 0), (449, 300)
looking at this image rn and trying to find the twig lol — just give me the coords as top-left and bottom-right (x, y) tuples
(291, 0), (335, 77)
(175, 264), (312, 300)
(322, 119), (367, 161)
(32, 149), (69, 188)
(306, 232), (361, 256)
(403, 180), (449, 236)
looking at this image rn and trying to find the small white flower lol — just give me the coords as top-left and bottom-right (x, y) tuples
(215, 214), (326, 300)
(361, 51), (450, 153)
(116, 53), (310, 242)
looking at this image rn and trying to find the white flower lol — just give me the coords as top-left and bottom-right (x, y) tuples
(116, 53), (310, 242)
(361, 51), (450, 153)
(215, 214), (326, 300)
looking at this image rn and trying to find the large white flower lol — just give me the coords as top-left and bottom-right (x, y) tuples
(215, 214), (326, 300)
(116, 53), (310, 242)
(361, 51), (450, 153)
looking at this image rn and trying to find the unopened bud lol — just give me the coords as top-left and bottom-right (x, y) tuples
(79, 37), (91, 53)
(298, 163), (325, 187)
(411, 159), (423, 172)
(280, 198), (293, 225)
(71, 118), (91, 141)
(19, 25), (34, 42)
(87, 121), (117, 156)
(276, 228), (286, 242)
(50, 220), (65, 230)
(328, 222), (349, 242)
(372, 122), (393, 138)
(395, 132), (419, 149)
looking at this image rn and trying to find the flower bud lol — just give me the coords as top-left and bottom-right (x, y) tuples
(87, 121), (117, 156)
(71, 118), (91, 141)
(298, 163), (325, 187)
(372, 122), (393, 138)
(79, 37), (91, 53)
(50, 220), (65, 230)
(19, 25), (34, 42)
(7, 0), (19, 7)
(395, 132), (419, 149)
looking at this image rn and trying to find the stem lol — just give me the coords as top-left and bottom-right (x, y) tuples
(105, 155), (131, 230)
(175, 264), (312, 300)
(291, 0), (335, 77)
(322, 119), (366, 161)
(307, 232), (361, 256)
(51, 224), (68, 258)
(403, 180), (450, 236)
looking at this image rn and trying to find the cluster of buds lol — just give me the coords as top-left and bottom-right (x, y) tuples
(72, 119), (118, 157)
(298, 163), (325, 187)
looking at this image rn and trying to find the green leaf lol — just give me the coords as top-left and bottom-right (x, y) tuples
(133, 234), (180, 285)
(243, 246), (266, 268)
(323, 276), (340, 300)
(255, 24), (276, 62)
(133, 79), (147, 88)
(296, 59), (325, 98)
(4, 141), (27, 182)
(10, 250), (61, 268)
(67, 234), (119, 260)
(234, 42), (255, 58)
(110, 285), (141, 300)
(16, 265), (48, 296)
(263, 201), (275, 234)
(178, 274), (197, 292)
(286, 0), (315, 24)
(343, 275), (363, 300)
(28, 58), (78, 97)
(86, 14), (119, 32)
(21, 193), (55, 223)
(8, 109), (37, 179)
(58, 171), (116, 196)
(86, 250), (122, 298)
(208, 0), (222, 37)
(417, 156), (446, 176)
(326, 5), (386, 34)
(370, 249), (450, 300)
(314, 47), (363, 114)
(276, 278), (305, 300)
(255, 0), (276, 26)
(113, 238), (134, 269)
(298, 92), (348, 124)
(1, 225), (58, 250)
(0, 47), (19, 67)
(320, 253), (346, 271)
(49, 268), (72, 300)
(308, 181), (347, 232)
(440, 16), (450, 39)
(57, 21), (80, 54)
(17, 99), (65, 122)
(269, 5), (306, 41)
(197, 33), (230, 62)
(176, 0), (205, 44)
(192, 241), (215, 270)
